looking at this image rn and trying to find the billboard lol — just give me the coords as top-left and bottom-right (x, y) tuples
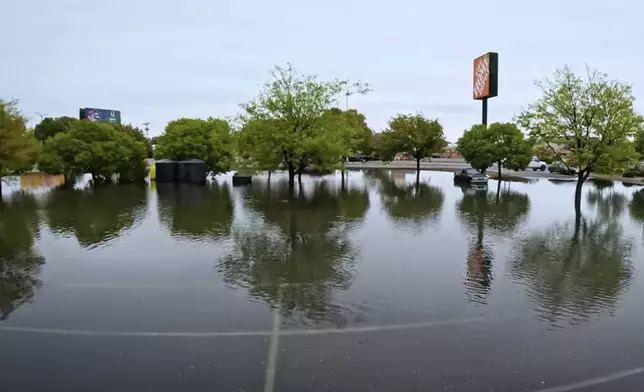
(79, 108), (122, 124)
(473, 52), (498, 100)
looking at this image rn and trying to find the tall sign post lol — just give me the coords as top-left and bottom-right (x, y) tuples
(473, 52), (498, 126)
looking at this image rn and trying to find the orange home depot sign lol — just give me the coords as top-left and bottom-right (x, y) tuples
(473, 52), (498, 100)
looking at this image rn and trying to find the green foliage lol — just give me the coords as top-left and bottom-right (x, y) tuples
(154, 117), (233, 175)
(114, 123), (153, 158)
(378, 114), (446, 164)
(38, 132), (83, 183)
(240, 64), (369, 180)
(0, 100), (40, 178)
(235, 119), (283, 173)
(33, 116), (77, 142)
(37, 120), (148, 185)
(517, 66), (643, 179)
(457, 122), (532, 173)
(635, 131), (644, 158)
(533, 144), (555, 164)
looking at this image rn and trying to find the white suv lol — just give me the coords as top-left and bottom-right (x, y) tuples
(527, 156), (548, 171)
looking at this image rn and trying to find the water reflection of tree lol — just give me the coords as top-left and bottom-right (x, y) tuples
(218, 179), (369, 326)
(157, 182), (234, 241)
(0, 193), (45, 320)
(510, 215), (633, 326)
(45, 185), (147, 248)
(587, 187), (627, 221)
(456, 185), (530, 305)
(374, 171), (444, 231)
(630, 189), (644, 228)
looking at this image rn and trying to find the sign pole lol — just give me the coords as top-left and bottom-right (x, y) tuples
(482, 97), (488, 126)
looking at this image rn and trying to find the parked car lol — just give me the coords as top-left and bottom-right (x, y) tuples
(527, 156), (548, 171)
(548, 161), (577, 175)
(454, 168), (489, 184)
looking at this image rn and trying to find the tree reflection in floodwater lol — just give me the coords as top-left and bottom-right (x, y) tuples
(370, 170), (444, 233)
(511, 189), (633, 326)
(157, 181), (234, 242)
(45, 184), (147, 249)
(456, 182), (530, 305)
(0, 192), (44, 320)
(218, 178), (369, 326)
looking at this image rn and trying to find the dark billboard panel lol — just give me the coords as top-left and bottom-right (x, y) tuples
(79, 108), (122, 124)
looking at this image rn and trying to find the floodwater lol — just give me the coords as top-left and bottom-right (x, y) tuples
(1, 170), (643, 392)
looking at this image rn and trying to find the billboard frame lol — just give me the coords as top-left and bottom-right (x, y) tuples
(473, 52), (498, 126)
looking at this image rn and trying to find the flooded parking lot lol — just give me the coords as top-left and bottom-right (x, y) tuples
(1, 170), (643, 391)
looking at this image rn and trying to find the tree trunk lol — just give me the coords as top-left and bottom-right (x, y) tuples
(574, 172), (585, 216)
(416, 158), (421, 185)
(0, 177), (3, 204)
(497, 162), (502, 181)
(268, 170), (272, 182)
(288, 169), (295, 191)
(297, 172), (302, 186)
(496, 178), (501, 202)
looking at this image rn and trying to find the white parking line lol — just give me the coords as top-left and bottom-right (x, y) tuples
(0, 316), (483, 338)
(263, 305), (281, 392)
(532, 367), (644, 392)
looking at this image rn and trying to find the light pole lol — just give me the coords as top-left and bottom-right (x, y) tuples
(143, 122), (150, 139)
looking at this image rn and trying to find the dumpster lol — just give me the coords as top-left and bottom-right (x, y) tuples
(155, 159), (177, 183)
(177, 159), (207, 184)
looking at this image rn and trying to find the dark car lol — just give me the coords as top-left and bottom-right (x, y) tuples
(548, 161), (577, 175)
(454, 168), (489, 184)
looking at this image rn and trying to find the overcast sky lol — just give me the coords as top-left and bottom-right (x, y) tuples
(3, 0), (642, 142)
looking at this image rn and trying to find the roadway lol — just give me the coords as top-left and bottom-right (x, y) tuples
(345, 159), (575, 180)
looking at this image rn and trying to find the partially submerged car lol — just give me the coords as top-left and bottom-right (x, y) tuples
(548, 161), (577, 175)
(454, 168), (489, 184)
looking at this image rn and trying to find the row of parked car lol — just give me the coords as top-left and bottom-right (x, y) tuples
(515, 156), (578, 175)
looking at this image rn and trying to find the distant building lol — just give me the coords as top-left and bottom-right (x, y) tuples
(441, 143), (462, 159)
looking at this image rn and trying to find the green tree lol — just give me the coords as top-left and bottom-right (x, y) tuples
(37, 132), (83, 186)
(319, 108), (374, 157)
(114, 123), (154, 159)
(154, 117), (233, 175)
(457, 122), (533, 178)
(33, 116), (77, 142)
(0, 192), (45, 319)
(0, 100), (40, 198)
(634, 130), (644, 158)
(517, 66), (644, 214)
(235, 118), (284, 178)
(44, 185), (147, 248)
(378, 114), (446, 184)
(240, 64), (369, 188)
(37, 120), (148, 185)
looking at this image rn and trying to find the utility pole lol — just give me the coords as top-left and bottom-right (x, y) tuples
(143, 122), (150, 139)
(345, 91), (350, 110)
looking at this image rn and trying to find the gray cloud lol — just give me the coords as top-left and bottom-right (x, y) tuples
(2, 0), (642, 141)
